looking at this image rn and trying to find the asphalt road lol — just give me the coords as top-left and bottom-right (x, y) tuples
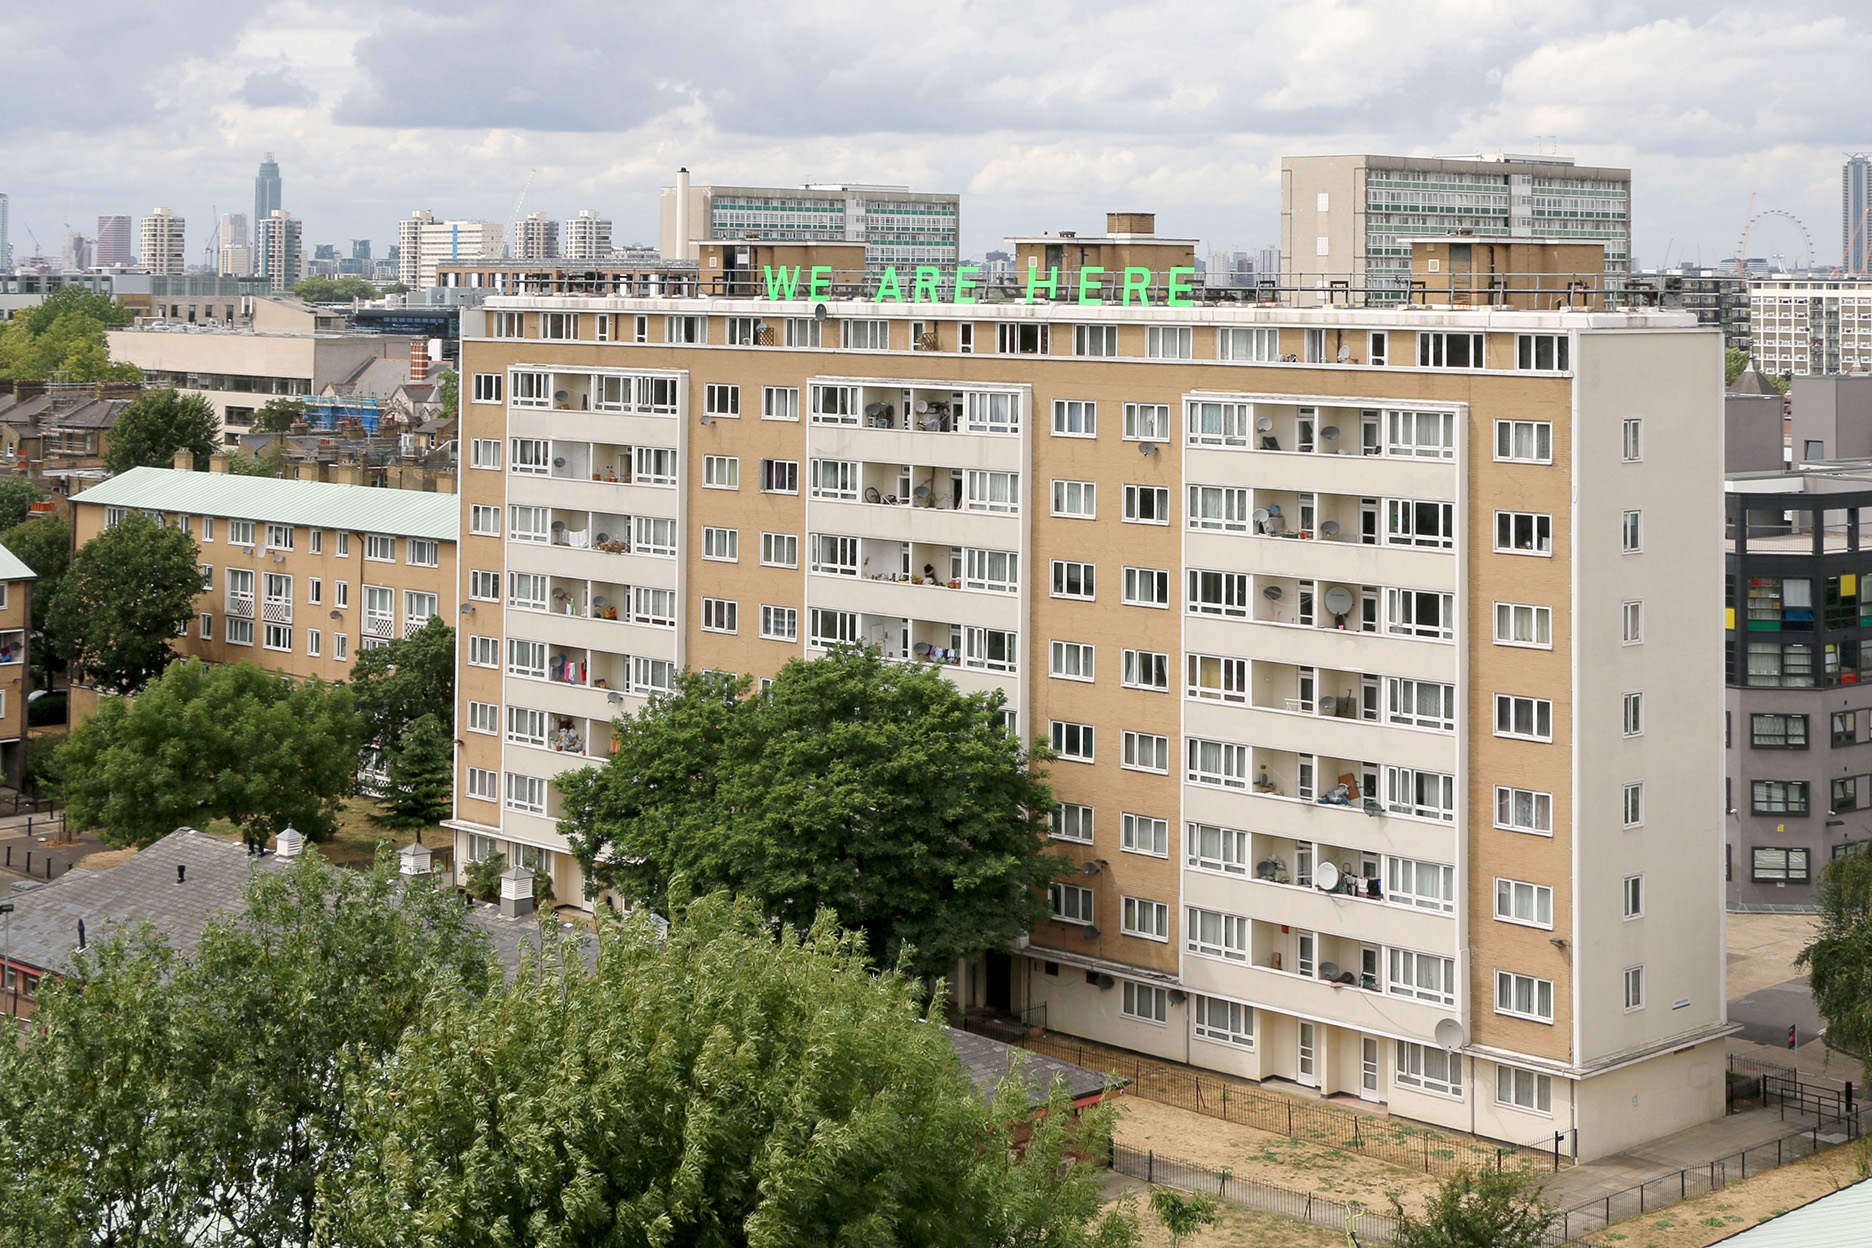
(1728, 975), (1826, 1048)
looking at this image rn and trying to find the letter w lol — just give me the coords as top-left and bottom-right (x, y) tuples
(763, 266), (802, 299)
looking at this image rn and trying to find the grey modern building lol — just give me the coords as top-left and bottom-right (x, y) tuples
(1846, 154), (1872, 276)
(254, 153), (282, 236)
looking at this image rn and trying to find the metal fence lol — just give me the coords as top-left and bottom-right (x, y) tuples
(1112, 1143), (1399, 1242)
(1726, 1052), (1855, 1119)
(1021, 1035), (1532, 1177)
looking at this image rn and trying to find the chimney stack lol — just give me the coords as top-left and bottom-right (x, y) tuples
(409, 338), (430, 386)
(499, 865), (536, 919)
(77, 919), (86, 949)
(173, 447), (195, 472)
(675, 167), (692, 261)
(176, 863), (187, 885)
(276, 826), (304, 859)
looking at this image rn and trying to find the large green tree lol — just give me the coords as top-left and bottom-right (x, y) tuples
(293, 276), (379, 303)
(0, 851), (495, 1246)
(1389, 1167), (1558, 1248)
(324, 896), (1137, 1248)
(47, 512), (201, 694)
(102, 388), (218, 475)
(1797, 846), (1872, 1081)
(1, 513), (72, 682)
(249, 397), (307, 433)
(558, 647), (1065, 977)
(0, 476), (44, 531)
(374, 712), (453, 835)
(57, 658), (364, 847)
(349, 615), (455, 753)
(0, 285), (140, 382)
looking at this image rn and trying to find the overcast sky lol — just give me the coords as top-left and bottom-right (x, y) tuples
(4, 0), (1867, 270)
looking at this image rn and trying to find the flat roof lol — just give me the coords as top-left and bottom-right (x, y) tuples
(73, 466), (459, 541)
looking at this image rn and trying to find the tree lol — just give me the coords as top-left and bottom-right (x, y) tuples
(1725, 347), (1750, 387)
(56, 658), (364, 847)
(1149, 1188), (1218, 1248)
(0, 285), (140, 382)
(375, 712), (453, 835)
(47, 512), (201, 694)
(1, 512), (72, 680)
(381, 282), (411, 295)
(103, 387), (218, 475)
(1797, 846), (1872, 1081)
(436, 368), (459, 418)
(323, 896), (1138, 1248)
(1389, 1167), (1558, 1248)
(463, 849), (507, 902)
(0, 851), (495, 1247)
(224, 447), (288, 477)
(350, 615), (455, 752)
(250, 397), (307, 433)
(0, 476), (43, 531)
(293, 276), (378, 303)
(558, 647), (1066, 977)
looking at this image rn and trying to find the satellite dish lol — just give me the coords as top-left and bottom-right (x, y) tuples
(1262, 584), (1283, 600)
(1324, 586), (1355, 615)
(913, 485), (932, 499)
(865, 402), (884, 417)
(1320, 425), (1340, 440)
(554, 391), (569, 402)
(1319, 961), (1342, 980)
(1320, 520), (1341, 537)
(1095, 973), (1116, 990)
(1337, 344), (1352, 362)
(1252, 507), (1271, 526)
(592, 596), (608, 610)
(813, 303), (828, 322)
(1256, 416), (1275, 432)
(915, 399), (929, 413)
(1319, 694), (1338, 713)
(1315, 860), (1341, 891)
(551, 520), (566, 531)
(593, 533), (609, 544)
(552, 457), (566, 468)
(1434, 1018), (1466, 1051)
(753, 319), (767, 333)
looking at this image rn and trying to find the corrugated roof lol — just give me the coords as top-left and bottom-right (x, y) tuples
(0, 542), (38, 583)
(1709, 1174), (1872, 1246)
(74, 466), (459, 541)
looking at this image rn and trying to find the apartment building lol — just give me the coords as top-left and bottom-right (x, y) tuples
(257, 210), (305, 294)
(562, 209), (612, 262)
(68, 466), (458, 691)
(1283, 154), (1631, 300)
(95, 215), (133, 268)
(398, 212), (505, 290)
(139, 208), (186, 277)
(451, 230), (1726, 1160)
(0, 543), (33, 788)
(1747, 277), (1872, 377)
(659, 169), (960, 276)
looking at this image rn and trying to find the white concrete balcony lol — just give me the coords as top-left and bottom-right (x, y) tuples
(1178, 953), (1455, 1041)
(1184, 615), (1459, 684)
(1185, 530), (1457, 592)
(509, 606), (674, 657)
(806, 572), (1021, 631)
(508, 474), (675, 516)
(1180, 868), (1456, 955)
(810, 497), (1022, 550)
(1178, 782), (1460, 864)
(1184, 700), (1457, 775)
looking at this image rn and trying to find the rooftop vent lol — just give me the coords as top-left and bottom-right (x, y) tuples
(276, 826), (304, 859)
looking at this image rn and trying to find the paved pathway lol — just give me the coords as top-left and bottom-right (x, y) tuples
(0, 813), (101, 886)
(1538, 1105), (1837, 1210)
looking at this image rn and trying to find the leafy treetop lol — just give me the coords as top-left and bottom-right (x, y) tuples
(0, 286), (141, 382)
(350, 615), (455, 752)
(46, 512), (202, 694)
(293, 276), (379, 302)
(1797, 846), (1872, 1082)
(103, 387), (219, 475)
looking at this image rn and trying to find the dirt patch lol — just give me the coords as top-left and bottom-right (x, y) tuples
(1128, 1196), (1351, 1248)
(1585, 1141), (1870, 1247)
(71, 847), (138, 870)
(1112, 1095), (1445, 1215)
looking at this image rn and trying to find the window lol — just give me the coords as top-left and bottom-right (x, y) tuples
(809, 459), (859, 501)
(541, 311), (577, 340)
(1052, 399), (1096, 436)
(1122, 650), (1169, 691)
(1192, 997), (1254, 1048)
(1752, 713), (1808, 749)
(760, 532), (799, 568)
(263, 622), (291, 651)
(1123, 567), (1170, 608)
(1122, 982), (1168, 1024)
(1049, 641), (1094, 681)
(1386, 766), (1456, 821)
(407, 540), (438, 568)
(1050, 720), (1094, 762)
(961, 627), (1017, 672)
(704, 383), (740, 417)
(1073, 325), (1117, 356)
(1623, 966), (1646, 1012)
(505, 773), (548, 815)
(1049, 882), (1095, 924)
(1217, 326), (1277, 361)
(266, 523), (293, 550)
(1187, 485), (1251, 532)
(1622, 418), (1643, 462)
(336, 533), (348, 558)
(471, 438), (502, 470)
(467, 702), (498, 734)
(470, 504), (500, 536)
(405, 591), (438, 626)
(1495, 602), (1552, 648)
(700, 598), (737, 633)
(760, 459), (799, 493)
(963, 470), (1019, 514)
(334, 633), (348, 660)
(509, 437), (552, 475)
(1385, 499), (1455, 549)
(1623, 874), (1644, 919)
(1621, 510), (1642, 553)
(762, 386), (800, 421)
(807, 608), (858, 648)
(199, 613), (212, 639)
(702, 527), (738, 562)
(1123, 485), (1170, 524)
(631, 586), (677, 627)
(724, 316), (757, 345)
(200, 516), (214, 541)
(1497, 1067), (1553, 1114)
(703, 455), (739, 489)
(1186, 401), (1251, 448)
(1122, 813), (1169, 857)
(784, 318), (820, 347)
(226, 617), (254, 646)
(465, 768), (498, 802)
(470, 372), (504, 403)
(1123, 402), (1172, 441)
(508, 506), (548, 543)
(228, 519), (256, 547)
(1495, 878), (1554, 928)
(633, 657), (676, 697)
(1495, 971), (1555, 1021)
(1375, 857), (1452, 914)
(960, 548), (1018, 593)
(1122, 731), (1169, 773)
(1051, 560), (1095, 600)
(595, 314), (614, 342)
(810, 385), (858, 424)
(1122, 896), (1170, 940)
(1496, 786), (1554, 835)
(1622, 691), (1643, 737)
(365, 534), (396, 562)
(634, 447), (677, 486)
(1389, 588), (1456, 639)
(666, 315), (704, 344)
(467, 635), (499, 667)
(1623, 600), (1643, 645)
(1185, 907), (1249, 961)
(1495, 419), (1553, 463)
(760, 605), (798, 641)
(1495, 695), (1554, 742)
(994, 322), (1046, 354)
(510, 372), (550, 407)
(1051, 480), (1096, 518)
(469, 570), (500, 602)
(1515, 333), (1570, 372)
(507, 637), (546, 679)
(1185, 821), (1247, 874)
(308, 529), (321, 554)
(1624, 782), (1644, 827)
(1495, 511), (1553, 555)
(1145, 326), (1192, 359)
(810, 534), (859, 576)
(1388, 678), (1456, 731)
(1187, 654), (1248, 703)
(1051, 803), (1094, 843)
(1752, 846), (1811, 881)
(507, 706), (547, 747)
(1389, 949), (1457, 1006)
(1396, 1042), (1463, 1097)
(1187, 570), (1249, 618)
(1417, 331), (1483, 368)
(963, 391), (1018, 435)
(1186, 738), (1248, 789)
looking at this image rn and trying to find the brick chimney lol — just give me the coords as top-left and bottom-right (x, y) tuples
(409, 339), (430, 386)
(173, 447), (196, 472)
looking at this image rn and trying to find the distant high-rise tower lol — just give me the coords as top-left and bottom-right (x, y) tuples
(62, 231), (92, 272)
(218, 212), (252, 277)
(514, 212), (558, 261)
(257, 209), (304, 293)
(254, 153), (283, 236)
(139, 207), (186, 275)
(562, 208), (612, 261)
(1846, 155), (1872, 275)
(96, 215), (133, 266)
(0, 193), (10, 271)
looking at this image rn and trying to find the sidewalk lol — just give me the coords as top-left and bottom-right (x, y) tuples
(0, 812), (102, 885)
(1537, 1104), (1836, 1210)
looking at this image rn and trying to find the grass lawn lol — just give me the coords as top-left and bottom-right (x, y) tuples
(195, 795), (446, 868)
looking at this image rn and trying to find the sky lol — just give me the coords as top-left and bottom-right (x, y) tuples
(4, 0), (1869, 271)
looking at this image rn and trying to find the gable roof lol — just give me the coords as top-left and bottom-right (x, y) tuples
(0, 542), (39, 583)
(73, 466), (459, 541)
(944, 1026), (1118, 1108)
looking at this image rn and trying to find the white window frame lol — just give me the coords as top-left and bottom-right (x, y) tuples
(1122, 813), (1170, 857)
(1495, 970), (1556, 1022)
(469, 504), (500, 536)
(1123, 567), (1170, 608)
(1497, 1066), (1553, 1115)
(1121, 731), (1170, 774)
(1050, 479), (1096, 518)
(1121, 981), (1168, 1025)
(1623, 874), (1645, 919)
(1621, 509), (1643, 553)
(700, 597), (737, 634)
(1050, 720), (1094, 763)
(1049, 882), (1095, 925)
(759, 605), (798, 641)
(1494, 694), (1554, 742)
(1622, 600), (1643, 645)
(1122, 484), (1171, 524)
(1495, 786), (1554, 836)
(1623, 966), (1645, 1012)
(703, 455), (740, 489)
(1123, 401), (1172, 441)
(1494, 510), (1553, 555)
(1494, 419), (1553, 464)
(1184, 906), (1249, 962)
(1494, 878), (1554, 929)
(760, 532), (799, 568)
(1052, 399), (1096, 437)
(1121, 896), (1170, 942)
(702, 526), (739, 562)
(1192, 996), (1255, 1048)
(1622, 417), (1643, 462)
(1623, 691), (1644, 737)
(1051, 803), (1094, 843)
(704, 383), (740, 417)
(1623, 782), (1644, 828)
(1494, 601), (1552, 648)
(1121, 649), (1169, 691)
(1050, 559), (1095, 600)
(1048, 640), (1094, 682)
(762, 386), (800, 421)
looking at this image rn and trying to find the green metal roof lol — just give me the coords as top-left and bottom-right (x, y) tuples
(0, 542), (37, 582)
(1708, 1174), (1872, 1246)
(74, 467), (459, 542)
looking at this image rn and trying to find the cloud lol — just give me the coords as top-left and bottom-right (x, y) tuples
(239, 68), (317, 110)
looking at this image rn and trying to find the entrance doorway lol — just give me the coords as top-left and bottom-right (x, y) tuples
(985, 950), (1012, 1013)
(1298, 1022), (1318, 1087)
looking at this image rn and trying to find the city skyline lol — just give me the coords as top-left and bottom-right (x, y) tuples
(6, 1), (1872, 273)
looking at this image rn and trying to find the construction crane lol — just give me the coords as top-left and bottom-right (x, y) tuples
(203, 204), (220, 271)
(506, 168), (537, 259)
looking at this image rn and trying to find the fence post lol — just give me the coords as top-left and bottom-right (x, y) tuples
(1554, 1132), (1563, 1172)
(1288, 1103), (1294, 1136)
(1424, 1137), (1430, 1171)
(1148, 1151), (1154, 1184)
